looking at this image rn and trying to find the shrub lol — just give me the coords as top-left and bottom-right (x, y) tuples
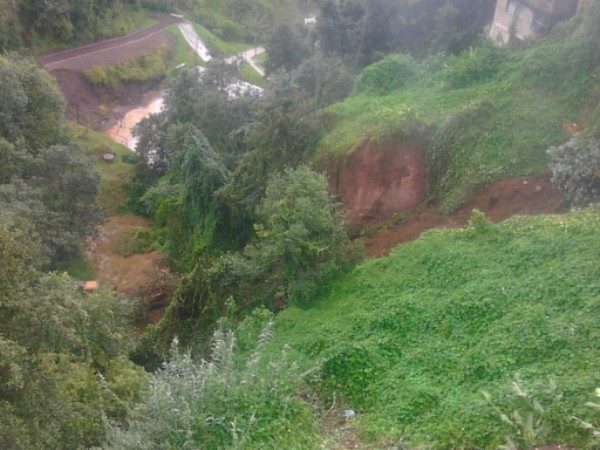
(354, 54), (419, 96)
(444, 46), (507, 88)
(106, 325), (319, 449)
(548, 135), (600, 207)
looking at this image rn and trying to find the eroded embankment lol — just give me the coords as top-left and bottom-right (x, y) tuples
(326, 137), (428, 223)
(322, 136), (564, 257)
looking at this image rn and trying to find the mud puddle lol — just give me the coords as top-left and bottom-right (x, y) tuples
(106, 91), (164, 150)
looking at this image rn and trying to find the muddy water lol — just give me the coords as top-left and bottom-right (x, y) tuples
(106, 93), (164, 150)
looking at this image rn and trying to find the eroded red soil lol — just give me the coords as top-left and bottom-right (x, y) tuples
(328, 138), (428, 222)
(364, 175), (563, 257)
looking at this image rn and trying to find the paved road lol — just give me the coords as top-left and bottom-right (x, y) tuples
(39, 16), (183, 72)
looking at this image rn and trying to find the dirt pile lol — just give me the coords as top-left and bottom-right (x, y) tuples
(327, 138), (428, 222)
(364, 175), (563, 257)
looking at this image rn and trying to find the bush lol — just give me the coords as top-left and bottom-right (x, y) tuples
(227, 165), (355, 307)
(444, 46), (507, 88)
(354, 54), (419, 96)
(106, 324), (319, 449)
(548, 136), (600, 207)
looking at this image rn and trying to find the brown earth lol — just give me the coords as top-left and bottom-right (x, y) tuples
(363, 175), (563, 258)
(88, 214), (175, 324)
(52, 69), (108, 127)
(39, 16), (181, 72)
(53, 67), (164, 130)
(328, 138), (428, 223)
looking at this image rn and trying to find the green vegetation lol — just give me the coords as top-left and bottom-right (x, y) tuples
(319, 6), (600, 212)
(86, 48), (169, 90)
(255, 50), (267, 66)
(111, 227), (156, 257)
(165, 25), (203, 69)
(193, 23), (251, 57)
(2, 1), (156, 54)
(0, 54), (146, 450)
(184, 0), (306, 42)
(71, 124), (135, 213)
(239, 61), (266, 87)
(107, 321), (320, 449)
(267, 208), (600, 448)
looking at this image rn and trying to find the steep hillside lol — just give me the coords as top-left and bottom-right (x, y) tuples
(269, 208), (600, 448)
(318, 4), (600, 219)
(184, 0), (313, 42)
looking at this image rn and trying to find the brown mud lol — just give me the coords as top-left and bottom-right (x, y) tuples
(88, 214), (174, 324)
(363, 175), (563, 258)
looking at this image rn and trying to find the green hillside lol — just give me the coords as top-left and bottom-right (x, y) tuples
(268, 208), (600, 448)
(318, 8), (600, 213)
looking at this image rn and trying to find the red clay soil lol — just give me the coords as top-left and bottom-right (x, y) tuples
(364, 175), (564, 258)
(328, 138), (428, 222)
(39, 16), (181, 72)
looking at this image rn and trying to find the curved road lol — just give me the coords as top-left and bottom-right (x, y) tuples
(39, 16), (183, 72)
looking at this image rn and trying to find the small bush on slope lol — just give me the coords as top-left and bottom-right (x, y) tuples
(548, 136), (600, 207)
(353, 53), (419, 96)
(268, 208), (600, 448)
(106, 321), (320, 449)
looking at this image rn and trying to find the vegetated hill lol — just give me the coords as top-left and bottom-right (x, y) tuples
(183, 0), (314, 42)
(268, 208), (600, 448)
(0, 1), (157, 54)
(317, 1), (600, 214)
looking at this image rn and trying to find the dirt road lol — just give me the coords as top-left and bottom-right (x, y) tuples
(39, 16), (182, 72)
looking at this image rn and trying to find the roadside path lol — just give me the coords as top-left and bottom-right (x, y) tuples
(226, 47), (266, 76)
(40, 16), (183, 72)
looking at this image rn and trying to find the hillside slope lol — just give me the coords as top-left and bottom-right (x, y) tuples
(318, 3), (600, 218)
(269, 208), (600, 448)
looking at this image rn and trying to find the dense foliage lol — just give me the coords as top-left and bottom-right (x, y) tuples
(0, 56), (146, 449)
(316, 0), (495, 67)
(1, 0), (157, 53)
(319, 1), (600, 212)
(107, 320), (320, 449)
(0, 55), (101, 264)
(268, 208), (600, 448)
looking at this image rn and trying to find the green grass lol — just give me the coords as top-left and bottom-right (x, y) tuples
(267, 208), (600, 448)
(254, 51), (267, 66)
(192, 23), (252, 57)
(317, 14), (599, 212)
(165, 25), (203, 69)
(62, 256), (96, 281)
(239, 62), (266, 87)
(86, 47), (170, 90)
(71, 124), (135, 214)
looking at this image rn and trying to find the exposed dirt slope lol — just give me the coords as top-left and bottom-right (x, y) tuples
(88, 214), (174, 324)
(364, 175), (563, 257)
(39, 16), (181, 72)
(328, 138), (428, 222)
